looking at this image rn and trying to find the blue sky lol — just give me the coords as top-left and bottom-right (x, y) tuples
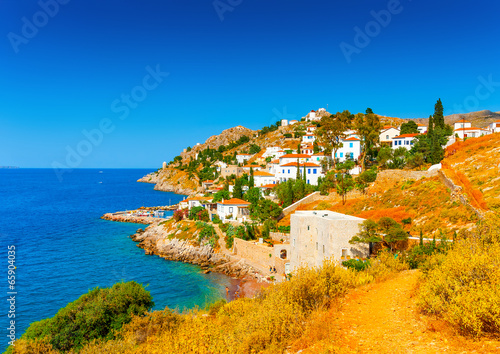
(1, 0), (499, 168)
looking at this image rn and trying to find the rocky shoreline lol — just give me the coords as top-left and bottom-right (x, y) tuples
(137, 170), (197, 195)
(130, 223), (267, 282)
(101, 212), (164, 225)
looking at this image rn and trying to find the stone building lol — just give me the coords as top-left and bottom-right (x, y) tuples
(289, 210), (369, 272)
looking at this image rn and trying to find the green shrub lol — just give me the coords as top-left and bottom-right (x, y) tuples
(342, 259), (371, 271)
(16, 282), (153, 352)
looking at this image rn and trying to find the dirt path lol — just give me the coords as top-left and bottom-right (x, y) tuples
(302, 270), (500, 353)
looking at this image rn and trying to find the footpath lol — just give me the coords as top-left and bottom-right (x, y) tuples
(301, 270), (500, 353)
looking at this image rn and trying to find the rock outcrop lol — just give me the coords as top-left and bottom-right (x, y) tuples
(130, 223), (265, 280)
(138, 168), (198, 195)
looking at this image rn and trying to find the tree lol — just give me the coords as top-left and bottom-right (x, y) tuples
(249, 144), (261, 154)
(212, 189), (230, 203)
(296, 159), (301, 180)
(366, 107), (374, 114)
(316, 111), (353, 170)
(249, 167), (255, 188)
(245, 187), (261, 208)
(433, 98), (444, 129)
(313, 140), (320, 154)
(400, 121), (419, 135)
(251, 199), (283, 222)
(297, 143), (301, 154)
(335, 160), (355, 204)
(354, 110), (381, 172)
(350, 217), (408, 252)
(232, 178), (243, 199)
(376, 146), (393, 169)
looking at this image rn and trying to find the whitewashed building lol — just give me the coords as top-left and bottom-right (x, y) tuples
(279, 153), (311, 165)
(302, 133), (316, 144)
(379, 126), (401, 144)
(392, 133), (419, 150)
(454, 127), (490, 139)
(216, 198), (251, 223)
(417, 124), (428, 134)
(253, 170), (276, 187)
(236, 154), (253, 164)
(289, 210), (369, 272)
(275, 162), (323, 185)
(488, 120), (500, 133)
(334, 137), (361, 161)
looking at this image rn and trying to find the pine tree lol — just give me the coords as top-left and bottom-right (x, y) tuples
(297, 143), (301, 154)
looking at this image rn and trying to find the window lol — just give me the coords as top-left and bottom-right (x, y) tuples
(349, 142), (353, 148)
(307, 225), (310, 230)
(282, 169), (285, 173)
(323, 245), (325, 253)
(342, 249), (348, 258)
(307, 179), (310, 184)
(229, 207), (233, 213)
(340, 152), (344, 158)
(313, 169), (317, 174)
(386, 135), (389, 139)
(350, 152), (354, 158)
(308, 168), (311, 174)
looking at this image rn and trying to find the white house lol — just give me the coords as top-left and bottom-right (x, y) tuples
(454, 119), (471, 130)
(310, 152), (332, 167)
(289, 120), (299, 125)
(253, 170), (277, 187)
(379, 126), (401, 144)
(392, 133), (419, 150)
(289, 210), (369, 272)
(262, 146), (283, 158)
(417, 124), (428, 134)
(242, 165), (264, 173)
(306, 110), (318, 121)
(236, 154), (253, 164)
(302, 133), (316, 144)
(306, 125), (317, 134)
(301, 143), (314, 155)
(488, 120), (500, 133)
(454, 127), (490, 139)
(279, 153), (311, 165)
(281, 119), (289, 127)
(216, 198), (251, 223)
(334, 137), (361, 161)
(275, 162), (323, 185)
(179, 197), (213, 210)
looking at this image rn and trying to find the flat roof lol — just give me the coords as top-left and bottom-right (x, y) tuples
(293, 210), (365, 221)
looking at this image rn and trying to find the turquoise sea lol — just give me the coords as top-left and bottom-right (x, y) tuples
(0, 168), (232, 350)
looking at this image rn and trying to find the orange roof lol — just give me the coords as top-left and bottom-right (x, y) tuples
(280, 162), (321, 167)
(417, 123), (425, 126)
(182, 197), (213, 202)
(254, 171), (274, 177)
(203, 180), (214, 183)
(270, 159), (280, 164)
(280, 153), (311, 158)
(393, 133), (419, 139)
(344, 137), (360, 141)
(454, 127), (486, 131)
(304, 134), (315, 136)
(259, 184), (278, 189)
(237, 153), (252, 156)
(218, 198), (251, 205)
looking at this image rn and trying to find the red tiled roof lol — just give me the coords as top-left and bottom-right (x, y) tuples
(259, 184), (277, 189)
(393, 133), (419, 139)
(203, 180), (214, 184)
(344, 137), (360, 141)
(270, 159), (280, 164)
(310, 110), (316, 112)
(280, 154), (311, 158)
(454, 127), (486, 131)
(254, 171), (274, 177)
(280, 162), (321, 167)
(218, 198), (251, 205)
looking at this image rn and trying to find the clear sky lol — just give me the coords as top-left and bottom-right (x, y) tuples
(1, 0), (499, 168)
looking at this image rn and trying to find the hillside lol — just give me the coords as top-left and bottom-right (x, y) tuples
(443, 133), (500, 211)
(411, 109), (500, 128)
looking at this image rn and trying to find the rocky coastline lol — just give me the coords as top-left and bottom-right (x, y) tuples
(137, 170), (197, 195)
(130, 222), (267, 282)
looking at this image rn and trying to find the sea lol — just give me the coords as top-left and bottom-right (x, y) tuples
(0, 168), (232, 350)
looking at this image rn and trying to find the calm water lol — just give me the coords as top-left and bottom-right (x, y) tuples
(0, 169), (231, 348)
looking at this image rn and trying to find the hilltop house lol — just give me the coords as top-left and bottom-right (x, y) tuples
(489, 120), (500, 133)
(302, 134), (316, 144)
(221, 165), (244, 179)
(253, 170), (276, 187)
(379, 126), (401, 144)
(392, 133), (419, 150)
(334, 137), (361, 162)
(201, 180), (214, 190)
(216, 198), (251, 223)
(275, 162), (323, 185)
(236, 153), (253, 164)
(289, 210), (369, 272)
(417, 124), (428, 134)
(279, 153), (311, 165)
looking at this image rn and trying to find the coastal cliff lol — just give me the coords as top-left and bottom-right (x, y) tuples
(130, 221), (265, 280)
(138, 167), (198, 195)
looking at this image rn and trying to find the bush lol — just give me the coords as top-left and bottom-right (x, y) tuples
(14, 282), (154, 352)
(342, 259), (371, 271)
(173, 209), (184, 222)
(418, 236), (500, 336)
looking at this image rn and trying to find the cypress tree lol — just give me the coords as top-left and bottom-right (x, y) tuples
(296, 159), (301, 179)
(433, 98), (444, 129)
(419, 230), (424, 246)
(249, 167), (254, 188)
(303, 163), (307, 182)
(297, 143), (301, 154)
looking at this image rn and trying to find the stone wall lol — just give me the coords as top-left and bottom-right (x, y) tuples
(269, 231), (290, 243)
(438, 170), (485, 219)
(375, 169), (438, 186)
(282, 192), (325, 217)
(233, 238), (275, 272)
